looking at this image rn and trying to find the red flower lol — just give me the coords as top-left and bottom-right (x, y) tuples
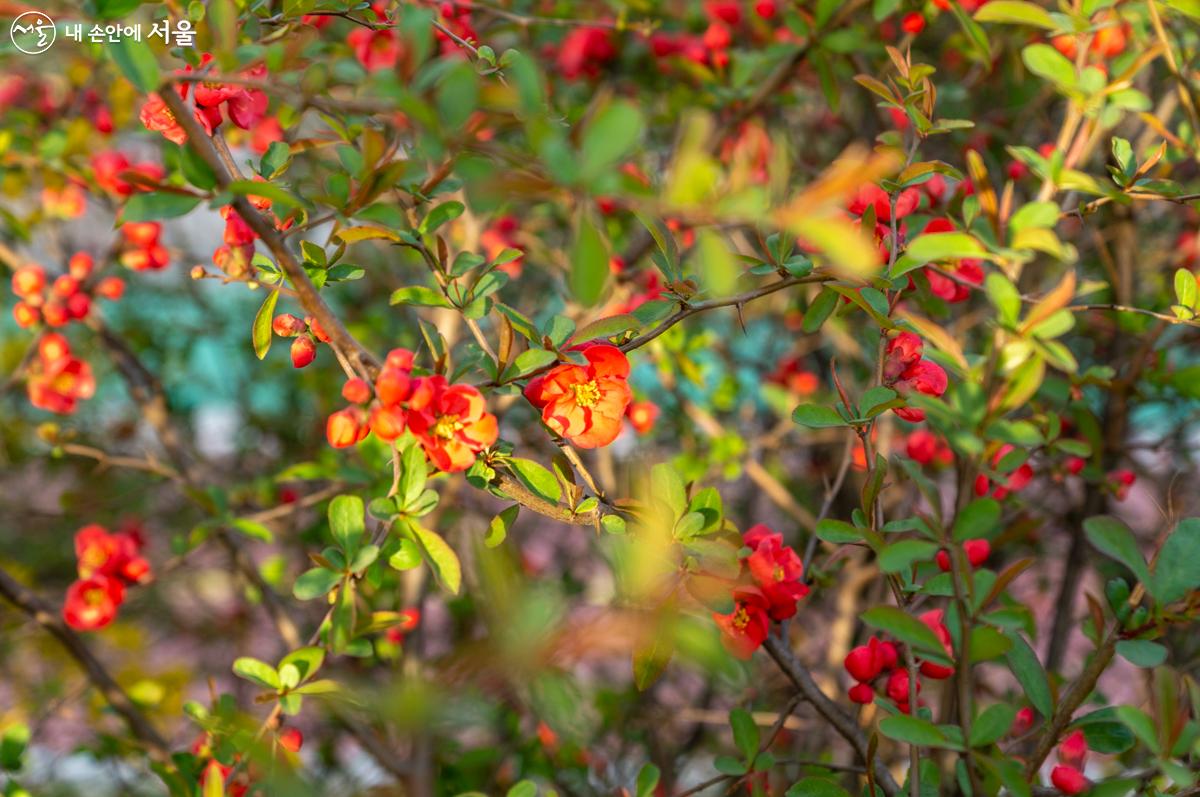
(63, 575), (125, 631)
(975, 444), (1034, 499)
(349, 27), (403, 72)
(625, 400), (660, 434)
(524, 344), (633, 449)
(11, 264), (45, 297)
(935, 538), (990, 572)
(385, 607), (421, 644)
(278, 728), (303, 753)
(408, 377), (499, 472)
(713, 587), (771, 659)
(848, 184), (920, 222)
(75, 524), (151, 585)
(139, 93), (187, 145)
(892, 360), (948, 422)
(481, 215), (524, 278)
(26, 335), (95, 414)
(1050, 766), (1089, 795)
(901, 12), (926, 34)
(1109, 468), (1135, 501)
(884, 331), (924, 381)
(906, 429), (952, 466)
(557, 27), (617, 80)
(743, 526), (808, 620)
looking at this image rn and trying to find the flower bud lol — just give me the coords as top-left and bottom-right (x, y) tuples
(342, 378), (371, 404)
(1050, 765), (1088, 795)
(13, 301), (39, 328)
(326, 407), (363, 448)
(96, 277), (125, 301)
(68, 252), (94, 280)
(844, 644), (883, 683)
(369, 405), (407, 441)
(848, 682), (875, 704)
(272, 313), (306, 338)
(11, 264), (46, 297)
(290, 335), (317, 368)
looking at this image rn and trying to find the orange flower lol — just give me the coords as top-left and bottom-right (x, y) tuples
(626, 400), (659, 435)
(407, 376), (498, 472)
(523, 344), (632, 448)
(26, 334), (95, 414)
(139, 93), (187, 145)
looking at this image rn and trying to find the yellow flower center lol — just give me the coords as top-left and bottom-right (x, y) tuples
(571, 379), (601, 408)
(432, 414), (463, 439)
(773, 565), (785, 582)
(732, 606), (749, 630)
(84, 588), (106, 606)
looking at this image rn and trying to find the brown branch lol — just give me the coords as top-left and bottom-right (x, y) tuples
(1024, 633), (1117, 778)
(0, 564), (173, 763)
(762, 634), (901, 797)
(493, 472), (601, 526)
(158, 86), (380, 381)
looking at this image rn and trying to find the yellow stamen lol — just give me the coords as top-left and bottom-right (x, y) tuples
(571, 380), (601, 408)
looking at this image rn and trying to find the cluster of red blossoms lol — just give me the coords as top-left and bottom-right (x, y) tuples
(213, 192), (288, 280)
(712, 524), (808, 659)
(119, 222), (170, 272)
(905, 429), (953, 467)
(883, 332), (948, 423)
(326, 349), (499, 473)
(922, 218), (984, 302)
(524, 343), (633, 449)
(25, 333), (95, 415)
(63, 524), (151, 631)
(91, 151), (164, 197)
(1050, 729), (1092, 795)
(843, 609), (955, 712)
(975, 443), (1035, 500)
(140, 53), (267, 145)
(648, 0), (780, 70)
(11, 254), (123, 330)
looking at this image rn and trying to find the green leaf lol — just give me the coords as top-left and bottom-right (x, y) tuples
(570, 212), (608, 307)
(418, 201), (464, 235)
(0, 723), (29, 772)
(232, 657), (280, 690)
(409, 521), (462, 594)
(1084, 516), (1150, 585)
(279, 646), (325, 682)
(815, 519), (863, 544)
(1022, 43), (1077, 90)
(389, 285), (451, 308)
(110, 38), (161, 92)
(953, 498), (1000, 542)
(792, 404), (845, 429)
(486, 505), (518, 547)
(252, 289), (279, 361)
(861, 606), (951, 663)
(985, 273), (1022, 327)
(879, 715), (950, 747)
(1115, 639), (1168, 668)
(1009, 201), (1060, 232)
(970, 704), (1017, 747)
(293, 567), (341, 600)
(879, 539), (939, 572)
(510, 348), (558, 377)
(121, 192), (201, 222)
(893, 232), (988, 277)
(1113, 705), (1159, 753)
(580, 100), (644, 182)
(398, 442), (428, 510)
(650, 463), (687, 518)
(785, 778), (852, 797)
(329, 495), (365, 552)
(230, 518), (273, 543)
(974, 1), (1058, 29)
(730, 708), (759, 762)
(388, 537), (422, 570)
(260, 140), (292, 178)
(506, 781), (537, 797)
(802, 289), (839, 333)
(508, 458), (561, 503)
(1149, 518), (1200, 603)
(1005, 633), (1053, 719)
(636, 764), (661, 797)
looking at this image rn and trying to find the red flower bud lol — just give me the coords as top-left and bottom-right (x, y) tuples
(326, 407), (364, 448)
(66, 292), (91, 320)
(901, 12), (926, 34)
(96, 277), (125, 301)
(964, 538), (990, 567)
(13, 302), (39, 327)
(342, 378), (371, 404)
(278, 728), (303, 753)
(52, 275), (80, 298)
(369, 404), (407, 442)
(1050, 765), (1088, 795)
(12, 264), (46, 297)
(848, 682), (875, 704)
(886, 669), (917, 703)
(1058, 729), (1088, 769)
(844, 644), (882, 682)
(68, 252), (94, 280)
(308, 316), (332, 343)
(290, 336), (317, 369)
(272, 313), (306, 337)
(42, 302), (69, 327)
(1011, 707), (1035, 737)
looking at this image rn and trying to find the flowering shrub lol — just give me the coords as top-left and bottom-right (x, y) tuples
(2, 2), (1200, 797)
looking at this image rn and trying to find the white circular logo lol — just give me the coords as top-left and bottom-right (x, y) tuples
(10, 11), (56, 55)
